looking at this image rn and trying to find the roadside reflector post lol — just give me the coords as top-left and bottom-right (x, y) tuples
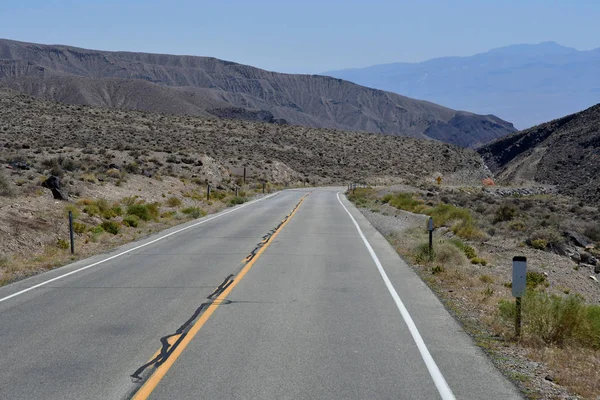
(262, 182), (266, 194)
(68, 211), (75, 255)
(207, 184), (211, 201)
(235, 186), (239, 197)
(243, 167), (246, 184)
(512, 256), (527, 339)
(428, 217), (434, 254)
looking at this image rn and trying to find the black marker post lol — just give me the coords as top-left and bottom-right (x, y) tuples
(428, 217), (434, 255)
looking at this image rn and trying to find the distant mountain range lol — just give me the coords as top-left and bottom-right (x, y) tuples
(325, 42), (600, 129)
(478, 103), (600, 203)
(0, 39), (515, 148)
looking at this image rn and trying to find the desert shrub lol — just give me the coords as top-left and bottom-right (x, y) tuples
(211, 191), (227, 201)
(347, 188), (376, 206)
(431, 265), (445, 274)
(427, 203), (472, 228)
(122, 215), (140, 228)
(499, 292), (600, 347)
(64, 204), (81, 219)
(121, 196), (138, 206)
(160, 211), (177, 219)
(90, 225), (104, 234)
(147, 202), (161, 219)
(56, 239), (69, 249)
(94, 199), (110, 212)
(102, 209), (117, 219)
(480, 274), (494, 284)
(471, 257), (488, 266)
(181, 207), (205, 219)
(101, 221), (120, 235)
(449, 238), (477, 259)
(61, 157), (80, 172)
(111, 205), (123, 216)
(508, 220), (526, 231)
(82, 173), (97, 183)
(494, 203), (518, 223)
(414, 243), (435, 264)
(530, 239), (547, 250)
(584, 224), (600, 243)
(0, 172), (14, 196)
(106, 168), (121, 178)
(228, 196), (247, 206)
(435, 242), (468, 265)
(83, 204), (100, 217)
(127, 204), (152, 221)
(528, 228), (564, 250)
(387, 193), (423, 212)
(166, 196), (182, 207)
(72, 221), (87, 234)
(526, 271), (548, 290)
(125, 162), (140, 174)
(452, 220), (486, 240)
(381, 194), (393, 204)
(77, 198), (94, 206)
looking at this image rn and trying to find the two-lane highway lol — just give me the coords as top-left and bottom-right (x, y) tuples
(0, 188), (521, 399)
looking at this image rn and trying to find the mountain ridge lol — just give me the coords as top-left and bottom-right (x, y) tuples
(0, 38), (515, 147)
(324, 42), (600, 129)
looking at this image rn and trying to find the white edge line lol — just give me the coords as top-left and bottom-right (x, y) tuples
(336, 192), (456, 400)
(0, 193), (279, 304)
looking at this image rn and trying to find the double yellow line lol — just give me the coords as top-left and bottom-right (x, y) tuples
(132, 193), (309, 399)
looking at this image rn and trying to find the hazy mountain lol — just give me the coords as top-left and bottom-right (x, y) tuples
(478, 104), (600, 203)
(0, 39), (515, 147)
(325, 42), (600, 129)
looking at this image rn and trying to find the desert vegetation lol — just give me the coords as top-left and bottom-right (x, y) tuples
(349, 185), (600, 399)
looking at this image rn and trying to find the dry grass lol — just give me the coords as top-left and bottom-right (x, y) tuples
(528, 347), (600, 399)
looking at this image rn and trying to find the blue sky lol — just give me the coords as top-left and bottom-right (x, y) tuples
(1, 0), (598, 73)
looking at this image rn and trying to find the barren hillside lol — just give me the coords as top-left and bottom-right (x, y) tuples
(0, 87), (487, 187)
(478, 103), (600, 203)
(0, 39), (516, 147)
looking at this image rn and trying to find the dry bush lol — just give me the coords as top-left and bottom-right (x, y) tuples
(0, 172), (14, 196)
(435, 242), (468, 265)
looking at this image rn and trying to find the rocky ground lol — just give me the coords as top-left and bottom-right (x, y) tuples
(0, 87), (488, 187)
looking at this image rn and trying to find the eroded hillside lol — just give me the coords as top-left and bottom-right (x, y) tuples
(0, 38), (516, 147)
(479, 104), (600, 203)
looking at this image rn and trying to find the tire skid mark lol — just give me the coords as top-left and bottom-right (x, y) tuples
(129, 193), (309, 391)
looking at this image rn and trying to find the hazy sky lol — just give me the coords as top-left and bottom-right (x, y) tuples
(1, 0), (598, 73)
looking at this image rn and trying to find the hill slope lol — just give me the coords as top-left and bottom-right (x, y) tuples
(0, 87), (487, 185)
(478, 104), (600, 203)
(325, 42), (600, 129)
(0, 39), (515, 147)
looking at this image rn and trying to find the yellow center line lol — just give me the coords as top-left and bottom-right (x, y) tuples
(132, 193), (309, 400)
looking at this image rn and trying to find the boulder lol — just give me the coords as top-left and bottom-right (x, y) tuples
(41, 176), (68, 201)
(580, 251), (598, 266)
(565, 230), (592, 248)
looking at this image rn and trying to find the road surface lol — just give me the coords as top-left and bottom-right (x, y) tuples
(0, 188), (521, 399)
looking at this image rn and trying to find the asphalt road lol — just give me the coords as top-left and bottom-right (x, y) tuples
(0, 188), (521, 399)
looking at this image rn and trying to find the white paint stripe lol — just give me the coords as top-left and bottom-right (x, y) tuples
(336, 192), (456, 400)
(0, 193), (279, 304)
